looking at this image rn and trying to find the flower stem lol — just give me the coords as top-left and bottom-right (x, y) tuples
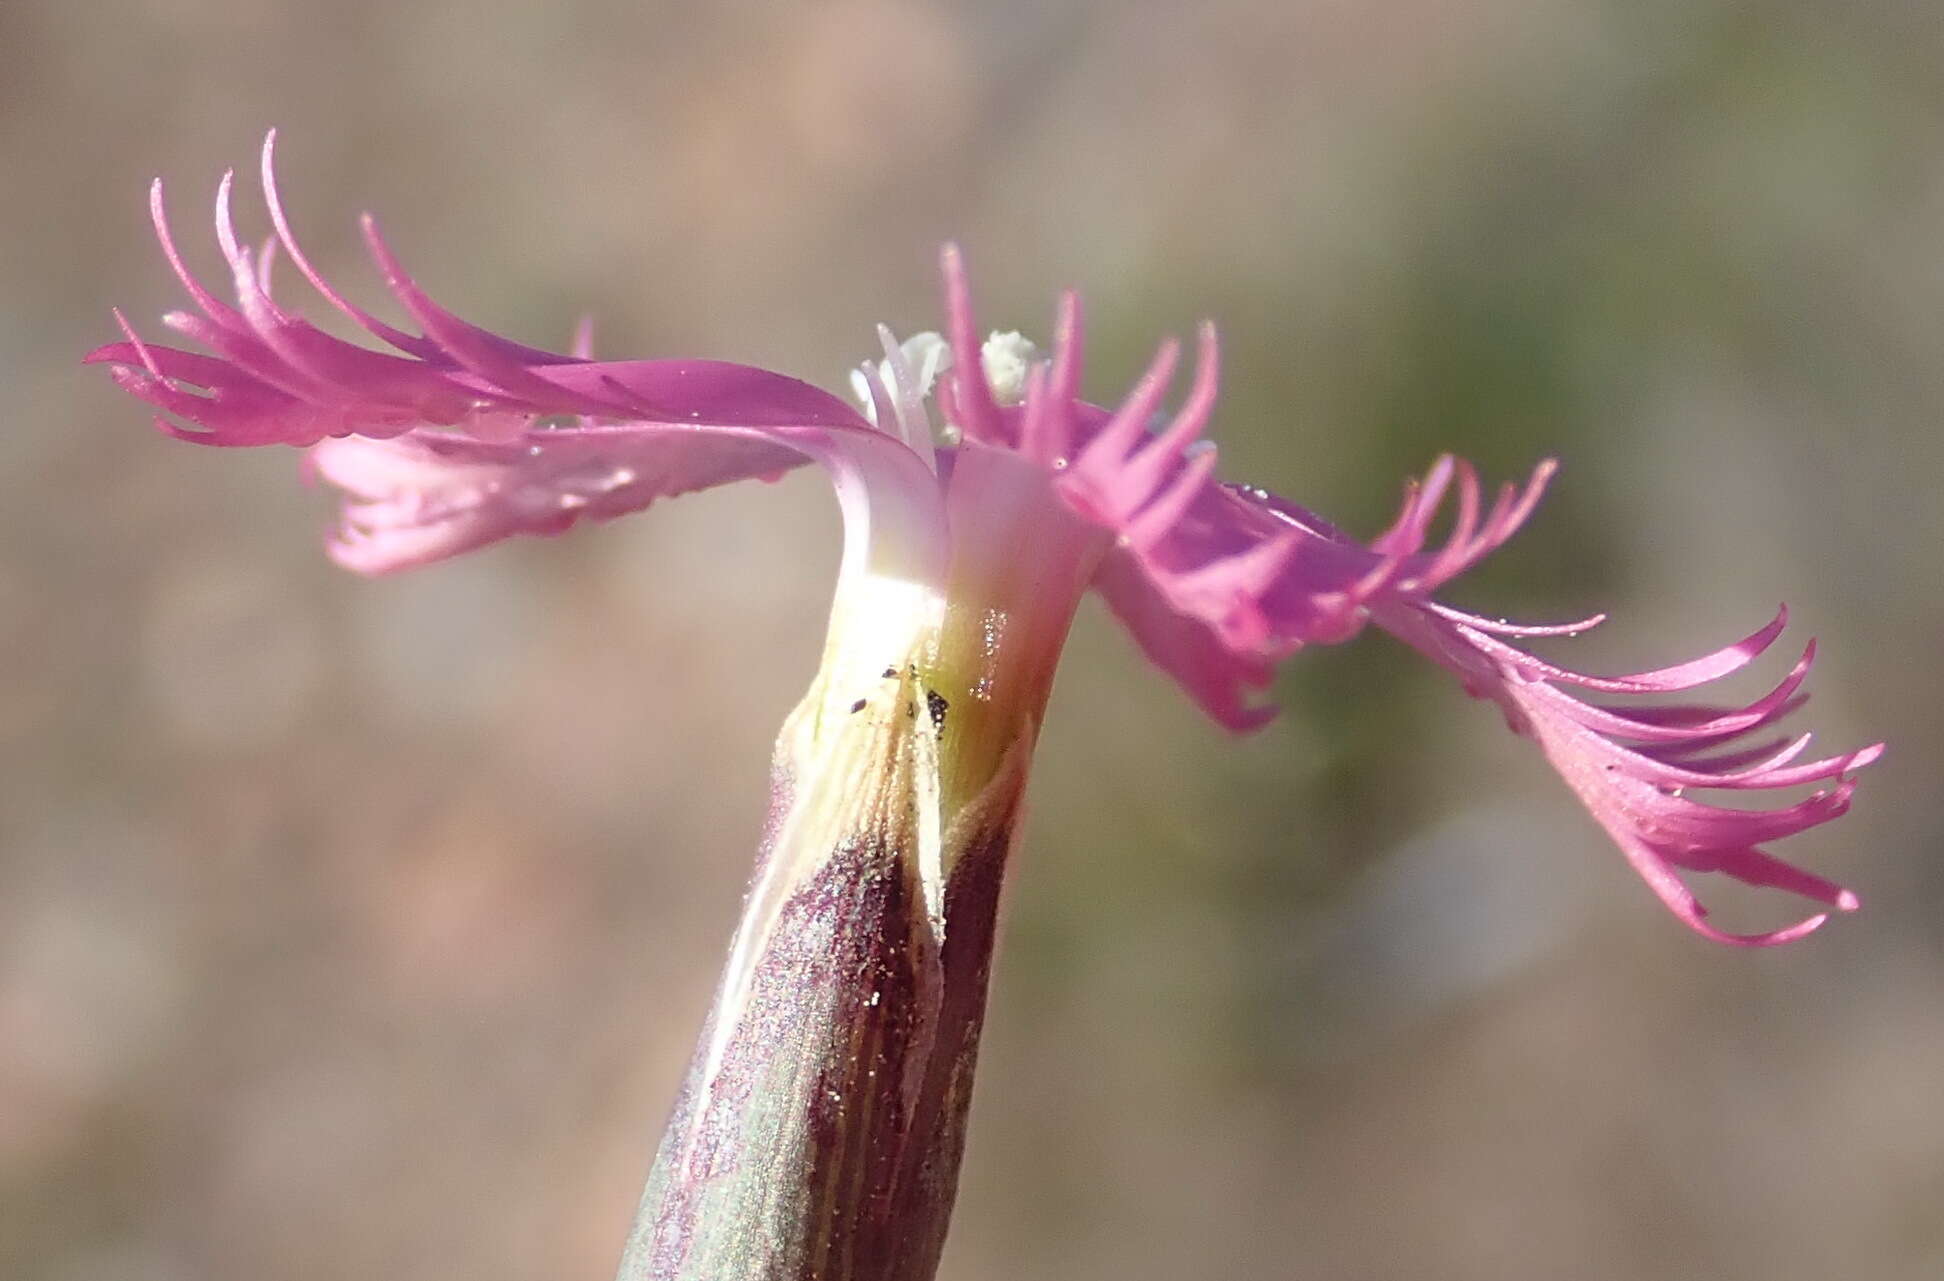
(617, 443), (1107, 1280)
(615, 718), (1027, 1281)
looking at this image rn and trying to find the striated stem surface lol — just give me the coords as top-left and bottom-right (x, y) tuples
(616, 720), (1027, 1281)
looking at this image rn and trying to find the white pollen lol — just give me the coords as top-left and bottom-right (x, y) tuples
(980, 331), (1039, 407)
(897, 331), (951, 399)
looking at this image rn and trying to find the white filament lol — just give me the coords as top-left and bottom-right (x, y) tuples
(849, 327), (1043, 451)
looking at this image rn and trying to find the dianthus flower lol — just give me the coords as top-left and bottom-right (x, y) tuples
(89, 136), (1880, 1281)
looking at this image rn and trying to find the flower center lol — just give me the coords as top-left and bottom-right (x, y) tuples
(850, 328), (1042, 453)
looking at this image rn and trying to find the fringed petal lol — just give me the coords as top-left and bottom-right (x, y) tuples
(89, 149), (867, 446)
(311, 424), (807, 574)
(1372, 598), (1878, 946)
(99, 178), (1880, 947)
(1073, 453), (1559, 724)
(925, 251), (1877, 944)
(937, 244), (1007, 447)
(1090, 548), (1280, 732)
(89, 138), (936, 573)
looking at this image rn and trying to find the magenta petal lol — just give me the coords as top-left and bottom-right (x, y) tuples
(1084, 457), (1543, 706)
(1091, 547), (1279, 732)
(938, 244), (1005, 446)
(1608, 830), (1835, 948)
(1680, 845), (1861, 912)
(95, 141), (940, 573)
(97, 140), (878, 452)
(1374, 596), (1873, 944)
(1453, 605), (1792, 694)
(356, 214), (602, 400)
(532, 361), (868, 430)
(313, 422), (814, 573)
(259, 132), (445, 362)
(1425, 604), (1609, 637)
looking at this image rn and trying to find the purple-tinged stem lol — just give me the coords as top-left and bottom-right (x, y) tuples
(617, 446), (1107, 1281)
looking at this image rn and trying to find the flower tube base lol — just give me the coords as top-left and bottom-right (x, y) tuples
(616, 717), (1028, 1281)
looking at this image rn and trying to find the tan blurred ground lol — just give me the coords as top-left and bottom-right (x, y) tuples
(3, 2), (1940, 1279)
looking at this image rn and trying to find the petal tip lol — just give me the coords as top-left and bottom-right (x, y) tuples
(1845, 741), (1887, 772)
(1755, 912), (1831, 946)
(1225, 702), (1280, 735)
(1690, 907), (1832, 948)
(939, 241), (965, 282)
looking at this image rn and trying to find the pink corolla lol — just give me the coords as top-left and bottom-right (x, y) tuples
(89, 138), (1879, 1280)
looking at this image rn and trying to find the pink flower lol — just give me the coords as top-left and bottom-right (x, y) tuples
(89, 135), (1878, 948)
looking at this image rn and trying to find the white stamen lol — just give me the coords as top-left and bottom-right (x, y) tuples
(897, 331), (952, 400)
(847, 327), (1044, 451)
(877, 324), (938, 474)
(850, 329), (958, 464)
(980, 331), (1039, 407)
(850, 367), (881, 426)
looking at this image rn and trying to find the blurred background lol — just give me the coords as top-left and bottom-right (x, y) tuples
(3, 1), (1939, 1278)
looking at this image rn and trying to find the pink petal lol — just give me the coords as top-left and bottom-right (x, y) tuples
(1375, 597), (1875, 945)
(94, 138), (924, 572)
(313, 423), (808, 573)
(1091, 548), (1279, 732)
(938, 243), (1005, 446)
